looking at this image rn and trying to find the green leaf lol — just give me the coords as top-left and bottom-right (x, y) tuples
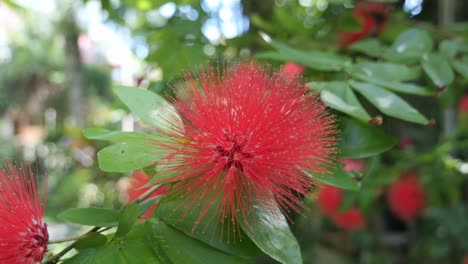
(421, 53), (455, 88)
(339, 117), (397, 158)
(146, 220), (248, 264)
(83, 128), (161, 143)
(97, 142), (161, 172)
(155, 196), (262, 257)
(353, 75), (436, 96)
(349, 81), (429, 124)
(113, 85), (181, 131)
(57, 208), (119, 227)
(451, 56), (468, 79)
(304, 165), (360, 191)
(240, 198), (302, 264)
(115, 203), (141, 239)
(384, 28), (433, 63)
(307, 81), (371, 122)
(257, 38), (351, 71)
(63, 239), (161, 264)
(349, 39), (382, 57)
(346, 62), (420, 82)
(439, 40), (459, 59)
(75, 233), (108, 251)
(61, 249), (98, 264)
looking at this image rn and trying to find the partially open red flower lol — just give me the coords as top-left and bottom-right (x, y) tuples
(0, 163), (48, 264)
(281, 62), (305, 77)
(154, 63), (337, 230)
(458, 95), (468, 114)
(339, 1), (391, 48)
(127, 170), (169, 218)
(387, 174), (426, 221)
(316, 185), (366, 231)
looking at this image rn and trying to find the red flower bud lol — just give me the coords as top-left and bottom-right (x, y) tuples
(387, 175), (426, 221)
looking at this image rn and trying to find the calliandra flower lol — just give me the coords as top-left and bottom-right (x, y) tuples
(0, 163), (48, 264)
(339, 1), (391, 48)
(316, 185), (366, 231)
(340, 158), (366, 173)
(281, 62), (305, 77)
(387, 174), (426, 221)
(458, 95), (468, 114)
(154, 63), (337, 231)
(126, 170), (169, 219)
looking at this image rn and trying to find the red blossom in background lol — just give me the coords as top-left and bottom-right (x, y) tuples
(458, 95), (468, 114)
(126, 170), (169, 219)
(340, 158), (366, 173)
(281, 62), (305, 77)
(339, 1), (391, 48)
(463, 255), (468, 264)
(154, 63), (337, 229)
(332, 208), (366, 231)
(398, 138), (415, 150)
(0, 163), (48, 264)
(316, 185), (366, 231)
(387, 174), (426, 221)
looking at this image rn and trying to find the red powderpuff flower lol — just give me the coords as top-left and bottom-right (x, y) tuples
(126, 170), (169, 218)
(281, 62), (305, 77)
(331, 208), (366, 231)
(339, 1), (391, 48)
(387, 175), (426, 221)
(458, 95), (468, 114)
(154, 63), (337, 230)
(316, 185), (366, 231)
(0, 163), (48, 264)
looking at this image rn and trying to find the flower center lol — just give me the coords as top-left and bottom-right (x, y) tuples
(21, 221), (48, 262)
(214, 135), (253, 171)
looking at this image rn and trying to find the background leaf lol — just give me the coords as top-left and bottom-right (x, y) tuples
(339, 117), (397, 158)
(349, 81), (429, 124)
(421, 53), (455, 88)
(57, 208), (119, 227)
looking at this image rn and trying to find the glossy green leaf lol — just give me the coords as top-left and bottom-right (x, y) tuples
(346, 62), (420, 82)
(349, 81), (429, 124)
(61, 249), (98, 264)
(97, 142), (161, 172)
(115, 203), (141, 238)
(83, 128), (161, 143)
(240, 198), (302, 264)
(384, 28), (433, 63)
(308, 81), (371, 122)
(257, 38), (351, 71)
(155, 196), (262, 257)
(349, 39), (382, 57)
(304, 165), (359, 191)
(339, 117), (397, 158)
(75, 233), (108, 251)
(113, 85), (181, 131)
(57, 208), (119, 227)
(421, 53), (455, 88)
(146, 219), (248, 264)
(353, 75), (436, 96)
